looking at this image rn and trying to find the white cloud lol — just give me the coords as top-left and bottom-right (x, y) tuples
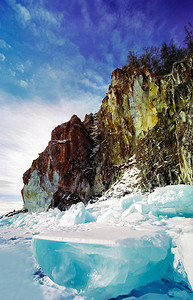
(35, 7), (61, 26)
(17, 64), (24, 73)
(45, 29), (66, 46)
(0, 39), (11, 49)
(17, 3), (31, 22)
(0, 92), (101, 197)
(79, 77), (108, 91)
(0, 199), (23, 215)
(14, 4), (65, 48)
(79, 0), (93, 30)
(0, 53), (5, 62)
(26, 58), (108, 103)
(20, 80), (28, 87)
(6, 0), (31, 23)
(9, 69), (16, 77)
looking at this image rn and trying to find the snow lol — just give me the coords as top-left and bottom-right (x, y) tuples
(1, 184), (193, 299)
(177, 232), (193, 289)
(0, 243), (43, 300)
(34, 223), (166, 246)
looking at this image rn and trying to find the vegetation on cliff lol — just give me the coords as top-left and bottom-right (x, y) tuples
(127, 22), (193, 75)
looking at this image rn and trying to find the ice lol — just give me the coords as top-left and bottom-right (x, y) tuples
(87, 194), (146, 224)
(1, 184), (193, 299)
(59, 202), (95, 226)
(33, 224), (172, 300)
(129, 291), (193, 299)
(176, 232), (193, 289)
(59, 202), (86, 226)
(148, 185), (193, 217)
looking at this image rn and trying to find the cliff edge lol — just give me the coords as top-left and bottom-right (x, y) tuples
(22, 55), (193, 212)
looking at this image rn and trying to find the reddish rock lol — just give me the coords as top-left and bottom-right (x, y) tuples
(22, 115), (95, 211)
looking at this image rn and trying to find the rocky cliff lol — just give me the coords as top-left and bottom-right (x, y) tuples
(22, 55), (193, 212)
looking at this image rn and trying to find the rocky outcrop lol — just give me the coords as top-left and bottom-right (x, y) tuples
(22, 55), (193, 212)
(22, 115), (96, 211)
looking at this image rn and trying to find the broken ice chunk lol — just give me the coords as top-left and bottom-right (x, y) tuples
(33, 224), (172, 299)
(148, 185), (193, 217)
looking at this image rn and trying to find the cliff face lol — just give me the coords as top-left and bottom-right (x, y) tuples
(22, 55), (193, 212)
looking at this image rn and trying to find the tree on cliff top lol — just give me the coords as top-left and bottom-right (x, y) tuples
(127, 23), (193, 75)
(127, 40), (187, 75)
(160, 40), (187, 74)
(184, 22), (193, 53)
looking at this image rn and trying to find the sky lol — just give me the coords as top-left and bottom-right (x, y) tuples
(0, 0), (193, 205)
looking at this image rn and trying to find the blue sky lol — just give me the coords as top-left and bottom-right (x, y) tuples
(0, 0), (193, 202)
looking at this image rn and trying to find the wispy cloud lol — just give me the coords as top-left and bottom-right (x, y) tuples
(20, 80), (28, 87)
(6, 0), (62, 31)
(17, 64), (24, 73)
(35, 7), (61, 26)
(6, 0), (31, 23)
(17, 3), (31, 22)
(79, 0), (93, 30)
(0, 199), (22, 215)
(0, 40), (11, 49)
(79, 69), (109, 92)
(2, 1), (110, 101)
(0, 91), (100, 197)
(0, 53), (5, 62)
